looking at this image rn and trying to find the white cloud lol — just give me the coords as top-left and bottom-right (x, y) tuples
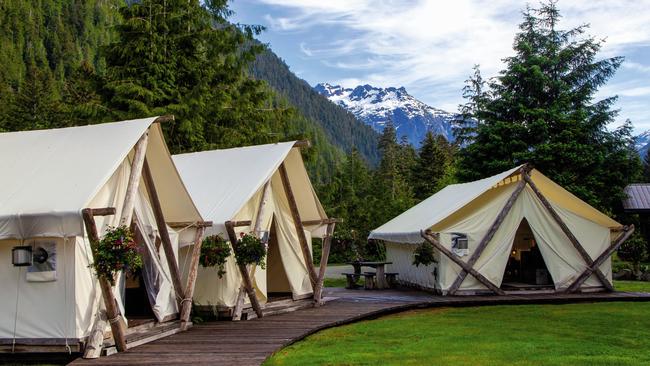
(255, 0), (650, 130)
(299, 42), (313, 56)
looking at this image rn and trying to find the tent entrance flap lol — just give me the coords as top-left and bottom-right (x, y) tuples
(124, 267), (156, 323)
(502, 219), (554, 290)
(267, 219), (292, 299)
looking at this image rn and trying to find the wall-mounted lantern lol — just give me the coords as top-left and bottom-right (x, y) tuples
(11, 246), (49, 267)
(12, 246), (33, 266)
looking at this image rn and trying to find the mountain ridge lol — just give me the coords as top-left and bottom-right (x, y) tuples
(249, 49), (381, 165)
(315, 83), (460, 147)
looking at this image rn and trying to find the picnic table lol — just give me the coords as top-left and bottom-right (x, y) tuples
(348, 261), (393, 289)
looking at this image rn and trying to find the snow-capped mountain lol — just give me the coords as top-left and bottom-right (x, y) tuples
(635, 130), (650, 158)
(314, 83), (460, 147)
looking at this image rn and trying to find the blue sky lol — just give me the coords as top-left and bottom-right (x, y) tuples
(230, 0), (650, 133)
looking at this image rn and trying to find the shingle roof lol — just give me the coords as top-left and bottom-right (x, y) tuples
(623, 184), (650, 211)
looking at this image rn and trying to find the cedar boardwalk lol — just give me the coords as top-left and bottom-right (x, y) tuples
(69, 288), (650, 366)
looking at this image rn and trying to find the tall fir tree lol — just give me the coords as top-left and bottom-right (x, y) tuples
(457, 1), (640, 212)
(413, 131), (455, 200)
(102, 0), (282, 153)
(6, 66), (64, 131)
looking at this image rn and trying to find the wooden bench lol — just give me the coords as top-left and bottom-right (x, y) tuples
(362, 272), (376, 290)
(342, 273), (360, 289)
(385, 272), (398, 288)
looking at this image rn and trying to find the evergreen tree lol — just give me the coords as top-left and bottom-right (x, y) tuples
(413, 131), (454, 200)
(6, 67), (64, 131)
(457, 1), (640, 212)
(374, 121), (415, 228)
(319, 149), (375, 261)
(103, 0), (283, 153)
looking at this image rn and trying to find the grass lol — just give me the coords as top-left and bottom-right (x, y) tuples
(613, 280), (650, 292)
(265, 302), (650, 366)
(323, 278), (650, 292)
(323, 277), (363, 288)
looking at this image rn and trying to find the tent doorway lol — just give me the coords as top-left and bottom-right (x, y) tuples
(502, 219), (554, 291)
(266, 218), (292, 301)
(124, 268), (156, 327)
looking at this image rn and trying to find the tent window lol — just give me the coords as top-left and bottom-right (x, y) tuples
(451, 233), (469, 256)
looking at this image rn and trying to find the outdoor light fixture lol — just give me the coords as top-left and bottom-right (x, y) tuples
(12, 246), (33, 267)
(11, 246), (49, 267)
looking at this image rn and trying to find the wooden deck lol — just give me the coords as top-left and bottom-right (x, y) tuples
(69, 288), (650, 366)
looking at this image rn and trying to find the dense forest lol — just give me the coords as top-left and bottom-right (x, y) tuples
(0, 0), (346, 184)
(0, 1), (646, 263)
(250, 49), (381, 165)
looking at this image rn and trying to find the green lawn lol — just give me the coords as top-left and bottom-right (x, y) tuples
(323, 278), (650, 292)
(265, 302), (650, 366)
(613, 280), (650, 292)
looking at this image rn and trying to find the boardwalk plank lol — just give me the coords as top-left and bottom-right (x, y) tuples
(69, 288), (650, 366)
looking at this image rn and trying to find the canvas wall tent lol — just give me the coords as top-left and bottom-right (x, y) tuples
(173, 141), (335, 319)
(0, 117), (206, 354)
(369, 165), (634, 295)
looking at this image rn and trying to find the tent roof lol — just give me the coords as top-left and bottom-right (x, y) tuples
(0, 118), (155, 216)
(0, 117), (203, 239)
(369, 165), (621, 243)
(173, 142), (295, 223)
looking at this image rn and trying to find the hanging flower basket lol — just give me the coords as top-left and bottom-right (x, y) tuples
(234, 232), (266, 269)
(92, 226), (142, 285)
(413, 241), (437, 267)
(199, 234), (232, 277)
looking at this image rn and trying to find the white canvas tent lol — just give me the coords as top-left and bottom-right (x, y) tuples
(0, 117), (204, 352)
(173, 141), (333, 318)
(369, 165), (634, 295)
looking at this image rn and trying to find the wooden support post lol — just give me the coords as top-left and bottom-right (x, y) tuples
(180, 226), (206, 331)
(421, 230), (505, 295)
(278, 163), (319, 287)
(293, 140), (311, 148)
(81, 208), (128, 354)
(567, 225), (635, 293)
(153, 115), (175, 124)
(83, 311), (107, 358)
(142, 158), (186, 306)
(120, 131), (149, 226)
(448, 172), (528, 295)
(522, 171), (613, 291)
(313, 222), (336, 306)
(232, 181), (272, 320)
(226, 221), (264, 319)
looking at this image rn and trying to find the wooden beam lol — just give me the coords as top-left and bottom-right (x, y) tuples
(90, 207), (116, 216)
(278, 163), (319, 288)
(120, 131), (149, 226)
(233, 181), (272, 321)
(314, 222), (336, 306)
(567, 225), (635, 293)
(81, 208), (128, 353)
(226, 221), (264, 318)
(421, 230), (505, 295)
(142, 158), (186, 306)
(153, 115), (175, 124)
(522, 171), (613, 291)
(230, 220), (252, 228)
(167, 221), (213, 229)
(302, 218), (341, 226)
(293, 140), (311, 148)
(448, 173), (527, 295)
(180, 226), (206, 331)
